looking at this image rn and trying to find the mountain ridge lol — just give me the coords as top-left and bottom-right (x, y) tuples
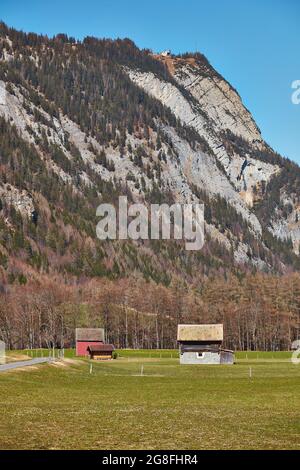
(0, 22), (300, 290)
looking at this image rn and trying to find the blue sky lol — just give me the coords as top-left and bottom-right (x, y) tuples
(1, 0), (300, 163)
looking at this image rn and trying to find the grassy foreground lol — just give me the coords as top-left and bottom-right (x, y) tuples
(0, 351), (299, 450)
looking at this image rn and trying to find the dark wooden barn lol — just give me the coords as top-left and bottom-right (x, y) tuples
(87, 344), (115, 360)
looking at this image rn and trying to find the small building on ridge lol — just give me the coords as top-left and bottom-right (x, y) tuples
(161, 49), (171, 57)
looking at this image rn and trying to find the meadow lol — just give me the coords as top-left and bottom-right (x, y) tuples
(0, 350), (299, 450)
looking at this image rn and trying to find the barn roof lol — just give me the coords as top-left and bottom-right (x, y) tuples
(177, 324), (223, 342)
(75, 328), (104, 342)
(88, 344), (114, 352)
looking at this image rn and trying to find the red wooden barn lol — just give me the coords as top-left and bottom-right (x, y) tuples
(75, 328), (105, 356)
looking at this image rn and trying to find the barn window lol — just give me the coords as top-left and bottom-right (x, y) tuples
(197, 352), (205, 358)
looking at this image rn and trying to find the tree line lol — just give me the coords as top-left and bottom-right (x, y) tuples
(0, 272), (299, 351)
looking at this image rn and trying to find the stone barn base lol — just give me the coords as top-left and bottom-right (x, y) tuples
(180, 349), (234, 365)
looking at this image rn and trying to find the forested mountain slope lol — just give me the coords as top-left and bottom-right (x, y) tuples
(0, 23), (300, 349)
(1, 23), (300, 284)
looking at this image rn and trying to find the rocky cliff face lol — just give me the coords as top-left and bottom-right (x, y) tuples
(0, 24), (300, 282)
(125, 54), (300, 255)
(125, 57), (279, 208)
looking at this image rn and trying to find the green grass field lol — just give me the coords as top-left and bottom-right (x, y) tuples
(0, 350), (299, 450)
(14, 348), (295, 360)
